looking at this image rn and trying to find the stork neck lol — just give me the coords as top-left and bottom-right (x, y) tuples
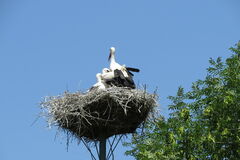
(96, 74), (102, 82)
(110, 52), (116, 63)
(97, 77), (101, 82)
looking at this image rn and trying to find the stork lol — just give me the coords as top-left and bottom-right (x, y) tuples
(107, 47), (140, 88)
(108, 47), (140, 77)
(108, 47), (130, 78)
(101, 68), (114, 81)
(89, 73), (107, 91)
(108, 47), (122, 70)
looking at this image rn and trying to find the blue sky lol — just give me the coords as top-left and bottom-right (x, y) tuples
(0, 0), (240, 160)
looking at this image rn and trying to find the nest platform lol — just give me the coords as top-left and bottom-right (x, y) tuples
(41, 87), (157, 141)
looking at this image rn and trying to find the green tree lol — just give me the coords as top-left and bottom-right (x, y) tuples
(125, 42), (240, 160)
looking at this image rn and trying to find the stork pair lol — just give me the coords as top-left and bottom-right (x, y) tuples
(90, 47), (140, 91)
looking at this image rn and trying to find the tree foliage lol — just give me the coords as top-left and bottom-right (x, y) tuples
(125, 42), (240, 160)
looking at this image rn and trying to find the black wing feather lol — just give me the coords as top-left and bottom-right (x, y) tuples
(126, 67), (140, 72)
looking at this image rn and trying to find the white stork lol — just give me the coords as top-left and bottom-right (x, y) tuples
(108, 47), (140, 77)
(101, 68), (114, 81)
(89, 73), (107, 91)
(108, 47), (130, 78)
(108, 47), (141, 88)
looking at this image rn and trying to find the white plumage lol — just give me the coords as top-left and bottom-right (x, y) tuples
(90, 73), (107, 91)
(101, 68), (115, 81)
(108, 47), (131, 78)
(88, 47), (139, 91)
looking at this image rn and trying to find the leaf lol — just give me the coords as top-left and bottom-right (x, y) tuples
(125, 42), (240, 160)
(221, 128), (229, 136)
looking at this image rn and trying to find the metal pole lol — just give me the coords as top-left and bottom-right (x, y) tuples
(99, 138), (106, 160)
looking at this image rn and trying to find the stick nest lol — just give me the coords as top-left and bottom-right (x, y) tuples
(41, 87), (158, 141)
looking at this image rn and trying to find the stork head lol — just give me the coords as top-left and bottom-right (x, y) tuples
(108, 47), (116, 61)
(102, 68), (110, 73)
(110, 47), (115, 53)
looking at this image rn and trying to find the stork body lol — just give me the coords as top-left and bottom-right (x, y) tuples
(108, 47), (130, 78)
(112, 69), (136, 88)
(107, 47), (141, 89)
(89, 73), (107, 91)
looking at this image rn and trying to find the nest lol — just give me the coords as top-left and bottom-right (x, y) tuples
(41, 87), (158, 141)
